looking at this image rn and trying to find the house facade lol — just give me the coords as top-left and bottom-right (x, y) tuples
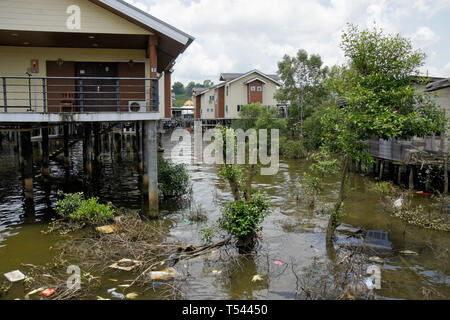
(0, 0), (194, 120)
(194, 70), (282, 120)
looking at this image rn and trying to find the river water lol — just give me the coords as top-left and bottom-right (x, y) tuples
(0, 132), (449, 300)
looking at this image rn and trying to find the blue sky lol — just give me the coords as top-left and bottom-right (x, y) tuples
(125, 0), (450, 85)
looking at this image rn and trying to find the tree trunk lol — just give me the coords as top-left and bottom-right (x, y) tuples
(326, 157), (349, 248)
(245, 164), (255, 202)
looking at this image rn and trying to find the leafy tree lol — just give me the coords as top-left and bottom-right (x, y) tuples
(172, 81), (185, 95)
(321, 23), (447, 246)
(232, 103), (286, 133)
(276, 49), (330, 137)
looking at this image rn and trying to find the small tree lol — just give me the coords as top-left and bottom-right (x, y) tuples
(215, 125), (271, 249)
(321, 23), (446, 246)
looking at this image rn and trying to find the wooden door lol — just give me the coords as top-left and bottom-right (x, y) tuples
(76, 62), (118, 112)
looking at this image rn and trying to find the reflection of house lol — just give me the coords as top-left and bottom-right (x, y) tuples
(194, 70), (284, 120)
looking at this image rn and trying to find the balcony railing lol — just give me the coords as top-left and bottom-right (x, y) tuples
(0, 76), (159, 113)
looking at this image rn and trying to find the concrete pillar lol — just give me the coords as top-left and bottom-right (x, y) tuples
(137, 121), (143, 173)
(41, 125), (50, 181)
(63, 124), (70, 167)
(143, 120), (158, 215)
(21, 130), (33, 199)
(84, 123), (92, 177)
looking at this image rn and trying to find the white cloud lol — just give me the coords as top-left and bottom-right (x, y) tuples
(124, 0), (450, 84)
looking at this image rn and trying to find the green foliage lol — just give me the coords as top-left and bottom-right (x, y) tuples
(301, 151), (339, 199)
(276, 49), (330, 137)
(371, 181), (394, 194)
(172, 82), (185, 95)
(55, 191), (114, 224)
(158, 158), (191, 199)
(232, 103), (287, 133)
(172, 94), (192, 108)
(200, 223), (215, 244)
(219, 193), (271, 238)
(279, 137), (308, 159)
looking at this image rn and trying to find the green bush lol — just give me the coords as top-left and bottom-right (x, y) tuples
(280, 138), (308, 159)
(219, 193), (270, 238)
(55, 191), (114, 224)
(158, 158), (191, 199)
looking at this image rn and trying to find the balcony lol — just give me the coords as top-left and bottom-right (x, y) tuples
(0, 76), (160, 124)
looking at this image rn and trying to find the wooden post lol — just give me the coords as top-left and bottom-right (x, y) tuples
(409, 166), (414, 190)
(84, 123), (92, 177)
(148, 35), (158, 111)
(21, 129), (33, 199)
(41, 125), (50, 181)
(93, 123), (101, 163)
(63, 124), (69, 167)
(379, 161), (384, 180)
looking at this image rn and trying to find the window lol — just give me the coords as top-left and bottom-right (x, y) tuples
(237, 105), (243, 112)
(226, 86), (228, 96)
(226, 105), (228, 112)
(257, 86), (262, 91)
(250, 86), (256, 91)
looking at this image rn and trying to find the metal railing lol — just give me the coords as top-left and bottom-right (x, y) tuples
(0, 76), (159, 113)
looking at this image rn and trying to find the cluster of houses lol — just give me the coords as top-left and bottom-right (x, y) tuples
(191, 70), (287, 120)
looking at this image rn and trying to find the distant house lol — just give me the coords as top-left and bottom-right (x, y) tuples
(194, 70), (284, 120)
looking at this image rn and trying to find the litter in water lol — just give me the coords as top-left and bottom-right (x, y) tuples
(126, 292), (139, 299)
(274, 261), (283, 266)
(96, 225), (119, 234)
(107, 288), (126, 300)
(40, 288), (55, 297)
(147, 267), (178, 280)
(4, 270), (26, 282)
(109, 259), (142, 272)
(400, 250), (418, 255)
(251, 274), (264, 282)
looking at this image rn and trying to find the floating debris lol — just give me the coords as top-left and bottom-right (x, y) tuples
(4, 270), (26, 282)
(400, 250), (418, 256)
(369, 256), (385, 264)
(365, 230), (392, 250)
(96, 225), (119, 234)
(251, 274), (264, 282)
(97, 296), (111, 300)
(211, 270), (222, 275)
(26, 287), (46, 296)
(274, 261), (283, 266)
(126, 292), (139, 300)
(40, 288), (55, 297)
(109, 259), (142, 272)
(148, 268), (178, 280)
(107, 288), (125, 300)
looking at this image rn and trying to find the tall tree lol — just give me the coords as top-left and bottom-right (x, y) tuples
(276, 49), (329, 137)
(172, 82), (185, 95)
(322, 23), (446, 246)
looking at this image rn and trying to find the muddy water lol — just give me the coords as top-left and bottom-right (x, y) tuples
(0, 132), (449, 300)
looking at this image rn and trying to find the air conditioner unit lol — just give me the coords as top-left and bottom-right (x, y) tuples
(128, 101), (147, 112)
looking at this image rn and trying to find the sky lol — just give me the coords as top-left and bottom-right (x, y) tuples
(124, 0), (450, 86)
